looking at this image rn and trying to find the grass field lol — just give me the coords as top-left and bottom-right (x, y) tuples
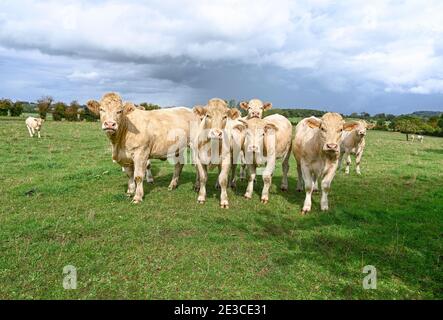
(0, 116), (442, 299)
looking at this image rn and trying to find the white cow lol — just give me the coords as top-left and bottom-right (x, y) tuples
(25, 117), (44, 138)
(338, 120), (374, 175)
(293, 113), (359, 214)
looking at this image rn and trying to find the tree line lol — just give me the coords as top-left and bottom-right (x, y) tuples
(1, 96), (442, 139)
(0, 96), (161, 122)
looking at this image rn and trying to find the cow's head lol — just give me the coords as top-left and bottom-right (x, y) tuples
(34, 118), (44, 129)
(87, 93), (135, 135)
(240, 99), (272, 119)
(193, 98), (241, 140)
(234, 118), (278, 155)
(307, 113), (359, 153)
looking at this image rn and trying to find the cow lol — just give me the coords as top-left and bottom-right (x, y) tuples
(87, 93), (198, 203)
(293, 113), (359, 214)
(233, 114), (292, 203)
(417, 135), (424, 143)
(338, 120), (375, 175)
(25, 117), (44, 138)
(231, 99), (273, 185)
(192, 98), (241, 208)
(239, 99), (272, 119)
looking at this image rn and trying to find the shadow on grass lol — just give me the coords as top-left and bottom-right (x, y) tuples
(424, 148), (443, 155)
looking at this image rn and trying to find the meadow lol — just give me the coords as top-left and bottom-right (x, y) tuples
(0, 116), (442, 299)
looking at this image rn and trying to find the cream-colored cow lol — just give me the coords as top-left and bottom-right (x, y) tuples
(25, 116), (44, 138)
(293, 113), (358, 214)
(192, 98), (241, 208)
(338, 120), (374, 175)
(87, 93), (198, 204)
(233, 114), (292, 203)
(239, 99), (272, 119)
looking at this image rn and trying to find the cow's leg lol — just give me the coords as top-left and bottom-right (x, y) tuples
(261, 161), (275, 204)
(37, 130), (41, 138)
(345, 153), (351, 174)
(132, 154), (148, 204)
(214, 166), (221, 189)
(30, 127), (35, 137)
(194, 165), (200, 191)
(338, 151), (344, 170)
(168, 162), (184, 190)
(296, 161), (304, 192)
(355, 149), (364, 175)
(196, 162), (207, 204)
(312, 179), (319, 192)
(320, 165), (338, 211)
(239, 151), (246, 181)
(219, 162), (230, 209)
(124, 166), (136, 196)
(280, 152), (290, 191)
(26, 125), (33, 137)
(244, 164), (256, 199)
(230, 163), (237, 189)
(301, 164), (314, 214)
(145, 160), (154, 183)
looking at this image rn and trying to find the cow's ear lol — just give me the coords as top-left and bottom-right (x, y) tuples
(366, 121), (375, 129)
(239, 102), (249, 110)
(228, 108), (241, 119)
(86, 100), (100, 116)
(233, 123), (247, 132)
(343, 121), (359, 131)
(123, 102), (136, 114)
(263, 102), (272, 111)
(307, 117), (321, 129)
(264, 122), (278, 132)
(193, 105), (206, 117)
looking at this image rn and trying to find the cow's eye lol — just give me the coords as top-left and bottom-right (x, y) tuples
(223, 116), (227, 120)
(206, 115), (211, 119)
(99, 108), (105, 112)
(321, 127), (326, 132)
(338, 129), (343, 133)
(117, 110), (123, 114)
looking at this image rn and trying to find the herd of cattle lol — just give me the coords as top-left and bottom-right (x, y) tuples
(25, 93), (376, 214)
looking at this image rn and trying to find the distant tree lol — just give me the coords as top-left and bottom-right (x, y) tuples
(0, 99), (12, 116)
(139, 102), (161, 110)
(428, 116), (439, 128)
(65, 100), (79, 121)
(438, 114), (443, 130)
(349, 112), (359, 119)
(374, 119), (388, 131)
(227, 99), (237, 108)
(52, 102), (66, 121)
(394, 118), (422, 141)
(374, 113), (386, 119)
(37, 96), (53, 120)
(9, 101), (24, 117)
(360, 112), (370, 119)
(82, 106), (99, 122)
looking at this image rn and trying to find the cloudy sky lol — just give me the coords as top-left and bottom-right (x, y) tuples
(1, 0), (442, 114)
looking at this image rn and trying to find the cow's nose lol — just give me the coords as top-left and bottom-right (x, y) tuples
(358, 131), (366, 136)
(104, 121), (117, 129)
(251, 112), (260, 118)
(326, 143), (338, 150)
(248, 145), (259, 152)
(211, 129), (223, 139)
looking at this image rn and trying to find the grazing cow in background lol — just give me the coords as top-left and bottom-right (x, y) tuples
(25, 117), (44, 138)
(293, 113), (359, 214)
(193, 98), (241, 208)
(233, 114), (292, 203)
(411, 134), (424, 143)
(239, 99), (272, 119)
(87, 93), (198, 203)
(338, 120), (375, 175)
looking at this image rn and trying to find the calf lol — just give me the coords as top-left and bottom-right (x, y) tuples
(87, 93), (197, 203)
(234, 114), (292, 203)
(25, 117), (44, 138)
(192, 98), (241, 208)
(293, 113), (358, 213)
(338, 120), (374, 175)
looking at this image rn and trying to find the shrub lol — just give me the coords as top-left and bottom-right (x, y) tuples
(65, 101), (79, 121)
(10, 101), (24, 117)
(83, 107), (99, 122)
(0, 99), (12, 116)
(52, 102), (66, 121)
(37, 96), (53, 120)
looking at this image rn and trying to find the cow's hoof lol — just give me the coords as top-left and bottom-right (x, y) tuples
(280, 186), (288, 192)
(146, 178), (154, 184)
(301, 206), (310, 215)
(296, 188), (303, 193)
(214, 184), (221, 190)
(220, 202), (229, 209)
(126, 192), (134, 197)
(197, 196), (205, 204)
(168, 184), (177, 191)
(131, 197), (142, 204)
(230, 183), (236, 189)
(321, 206), (329, 211)
(244, 194), (251, 200)
(261, 198), (269, 204)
